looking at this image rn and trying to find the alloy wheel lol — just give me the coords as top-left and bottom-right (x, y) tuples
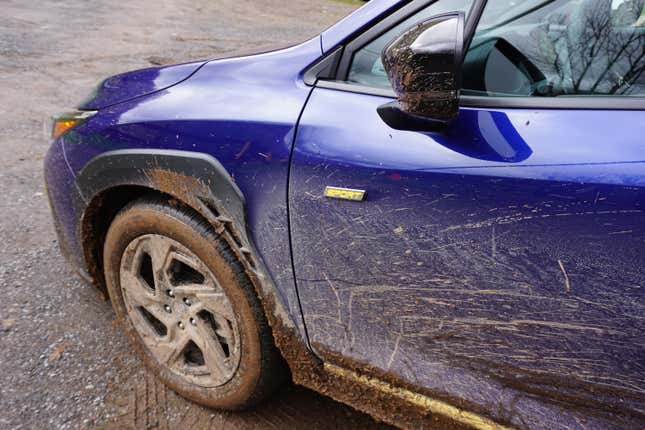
(119, 234), (241, 387)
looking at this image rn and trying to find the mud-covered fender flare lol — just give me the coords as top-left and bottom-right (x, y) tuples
(75, 148), (305, 346)
(76, 149), (246, 232)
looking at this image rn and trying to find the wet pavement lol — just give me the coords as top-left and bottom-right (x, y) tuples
(0, 0), (395, 428)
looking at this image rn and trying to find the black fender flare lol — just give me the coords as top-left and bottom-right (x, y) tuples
(76, 149), (246, 233)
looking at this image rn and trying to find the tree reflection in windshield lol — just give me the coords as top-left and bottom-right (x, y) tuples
(465, 0), (645, 96)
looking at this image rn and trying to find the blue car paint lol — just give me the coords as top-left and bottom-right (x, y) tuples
(289, 87), (645, 429)
(80, 60), (207, 110)
(42, 0), (645, 427)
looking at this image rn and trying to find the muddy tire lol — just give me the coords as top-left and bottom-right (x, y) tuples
(103, 197), (287, 410)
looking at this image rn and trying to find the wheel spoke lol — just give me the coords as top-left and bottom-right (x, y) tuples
(212, 314), (235, 341)
(191, 323), (228, 380)
(155, 324), (190, 365)
(173, 283), (208, 297)
(121, 271), (162, 307)
(196, 292), (236, 321)
(145, 302), (175, 325)
(174, 284), (234, 320)
(146, 236), (173, 286)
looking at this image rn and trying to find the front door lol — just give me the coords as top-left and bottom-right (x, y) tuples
(289, 1), (645, 429)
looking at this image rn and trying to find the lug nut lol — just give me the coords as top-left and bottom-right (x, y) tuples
(178, 321), (185, 329)
(164, 305), (172, 313)
(167, 289), (175, 298)
(183, 298), (192, 306)
(189, 317), (197, 326)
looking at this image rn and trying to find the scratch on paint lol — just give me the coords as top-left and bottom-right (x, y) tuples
(608, 230), (633, 235)
(387, 334), (402, 370)
(234, 141), (251, 159)
(323, 272), (342, 323)
(454, 317), (618, 335)
(441, 209), (643, 233)
(557, 259), (571, 293)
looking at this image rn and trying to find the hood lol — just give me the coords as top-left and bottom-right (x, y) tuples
(79, 60), (207, 110)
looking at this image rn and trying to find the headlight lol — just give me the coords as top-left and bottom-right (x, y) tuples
(51, 110), (96, 139)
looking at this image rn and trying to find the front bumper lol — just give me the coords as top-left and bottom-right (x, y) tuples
(43, 137), (90, 281)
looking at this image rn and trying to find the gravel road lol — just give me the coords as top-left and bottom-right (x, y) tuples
(0, 1), (395, 428)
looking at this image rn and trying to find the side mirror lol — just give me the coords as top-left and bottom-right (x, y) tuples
(379, 12), (465, 131)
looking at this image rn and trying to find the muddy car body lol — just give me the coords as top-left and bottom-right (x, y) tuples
(45, 0), (645, 429)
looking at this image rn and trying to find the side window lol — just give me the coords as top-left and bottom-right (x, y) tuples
(463, 0), (645, 96)
(347, 0), (645, 96)
(347, 0), (475, 88)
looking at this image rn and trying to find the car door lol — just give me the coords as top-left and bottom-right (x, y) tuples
(290, 0), (645, 429)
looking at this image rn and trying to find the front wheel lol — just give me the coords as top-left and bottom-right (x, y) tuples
(103, 197), (286, 409)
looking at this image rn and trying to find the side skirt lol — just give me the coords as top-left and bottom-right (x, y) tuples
(323, 363), (513, 430)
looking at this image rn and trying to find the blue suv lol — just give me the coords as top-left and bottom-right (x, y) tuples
(44, 1), (645, 429)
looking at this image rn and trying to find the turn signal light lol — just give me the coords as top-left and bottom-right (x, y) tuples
(52, 119), (78, 138)
(51, 110), (97, 139)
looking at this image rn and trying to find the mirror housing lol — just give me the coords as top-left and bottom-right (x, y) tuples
(380, 12), (465, 129)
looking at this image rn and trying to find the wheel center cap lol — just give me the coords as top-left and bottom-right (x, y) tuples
(170, 296), (197, 320)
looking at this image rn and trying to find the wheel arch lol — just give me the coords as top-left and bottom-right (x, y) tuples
(75, 149), (317, 371)
(80, 183), (157, 296)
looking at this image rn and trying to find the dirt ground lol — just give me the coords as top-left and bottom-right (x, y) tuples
(0, 0), (395, 428)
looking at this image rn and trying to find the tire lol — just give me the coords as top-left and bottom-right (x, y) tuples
(103, 197), (287, 409)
